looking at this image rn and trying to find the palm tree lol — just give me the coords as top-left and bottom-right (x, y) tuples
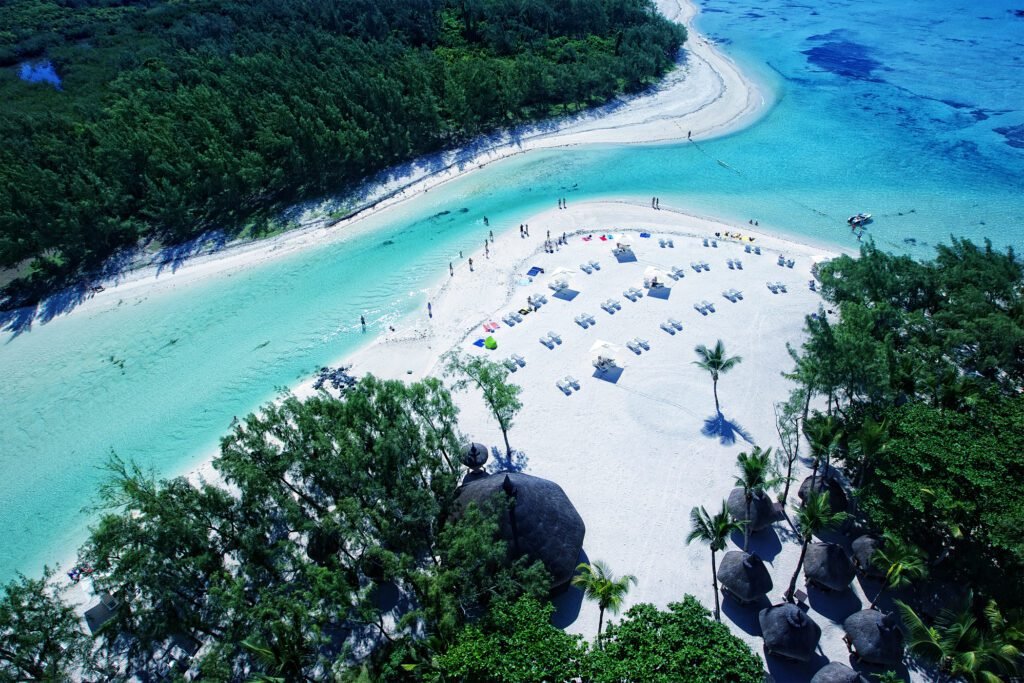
(734, 446), (782, 551)
(896, 597), (1023, 682)
(803, 413), (843, 481)
(686, 501), (744, 621)
(853, 416), (888, 487)
(571, 560), (637, 647)
(869, 531), (927, 610)
(784, 490), (848, 603)
(692, 340), (742, 414)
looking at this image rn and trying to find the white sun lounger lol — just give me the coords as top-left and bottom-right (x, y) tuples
(767, 282), (779, 293)
(691, 262), (701, 272)
(667, 239), (674, 248)
(660, 321), (676, 334)
(712, 240), (718, 248)
(700, 261), (710, 271)
(727, 259), (735, 270)
(502, 358), (518, 372)
(731, 289), (744, 300)
(628, 287), (643, 297)
(635, 337), (650, 350)
(502, 314), (515, 326)
(778, 283), (788, 293)
(540, 336), (555, 349)
(669, 317), (683, 330)
(755, 246), (761, 255)
(566, 375), (580, 390)
(694, 303), (708, 315)
(511, 311), (523, 322)
(547, 331), (562, 344)
(511, 354), (526, 366)
(575, 314), (589, 328)
(736, 260), (743, 270)
(590, 260), (600, 270)
(659, 239), (667, 248)
(702, 300), (716, 313)
(556, 378), (571, 394)
(626, 340), (642, 354)
(601, 300), (616, 313)
(580, 263), (593, 274)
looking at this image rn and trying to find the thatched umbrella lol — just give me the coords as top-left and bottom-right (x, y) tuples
(460, 442), (490, 470)
(798, 474), (848, 513)
(804, 542), (855, 592)
(851, 535), (885, 579)
(452, 472), (585, 590)
(759, 602), (822, 662)
(718, 550), (773, 604)
(727, 487), (776, 533)
(843, 609), (905, 666)
(810, 662), (869, 683)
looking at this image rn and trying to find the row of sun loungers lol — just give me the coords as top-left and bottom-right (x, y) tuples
(539, 331), (563, 349)
(727, 259), (744, 270)
(702, 238), (719, 248)
(556, 375), (581, 394)
(574, 313), (597, 328)
(722, 288), (744, 302)
(623, 287), (644, 302)
(767, 281), (788, 294)
(502, 354), (527, 371)
(690, 261), (711, 272)
(626, 337), (651, 354)
(694, 300), (717, 315)
(744, 244), (762, 255)
(777, 255), (796, 268)
(601, 298), (622, 313)
(658, 238), (675, 248)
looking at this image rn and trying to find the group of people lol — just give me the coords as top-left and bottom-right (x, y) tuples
(651, 196), (662, 209)
(67, 563), (94, 583)
(557, 197), (569, 209)
(519, 223), (530, 238)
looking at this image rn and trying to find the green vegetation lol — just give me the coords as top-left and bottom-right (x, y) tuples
(0, 374), (764, 680)
(783, 490), (848, 603)
(445, 351), (522, 458)
(0, 0), (685, 303)
(784, 238), (1024, 675)
(733, 446), (780, 551)
(571, 560), (637, 646)
(588, 597), (765, 683)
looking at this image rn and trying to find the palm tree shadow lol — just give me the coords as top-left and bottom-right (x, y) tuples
(701, 412), (756, 446)
(729, 526), (783, 562)
(551, 550), (588, 629)
(807, 584), (863, 624)
(487, 447), (528, 473)
(764, 648), (829, 683)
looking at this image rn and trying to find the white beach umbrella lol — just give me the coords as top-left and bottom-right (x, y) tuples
(643, 266), (672, 287)
(589, 340), (624, 366)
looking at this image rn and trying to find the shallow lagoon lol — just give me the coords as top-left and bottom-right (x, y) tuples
(1, 0), (1022, 579)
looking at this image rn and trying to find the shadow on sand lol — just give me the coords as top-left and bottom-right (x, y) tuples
(730, 526), (783, 563)
(551, 549), (588, 628)
(702, 412), (756, 446)
(722, 593), (770, 636)
(807, 585), (863, 624)
(487, 447), (529, 474)
(593, 366), (624, 384)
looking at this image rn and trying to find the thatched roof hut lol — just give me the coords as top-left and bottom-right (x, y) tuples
(727, 487), (776, 532)
(798, 474), (848, 512)
(759, 602), (822, 662)
(805, 542), (855, 592)
(844, 609), (905, 667)
(851, 535), (885, 579)
(718, 551), (773, 604)
(452, 472), (585, 589)
(810, 662), (870, 683)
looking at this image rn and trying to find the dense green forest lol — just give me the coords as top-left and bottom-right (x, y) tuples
(0, 0), (685, 305)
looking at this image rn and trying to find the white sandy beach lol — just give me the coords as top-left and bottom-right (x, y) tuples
(45, 2), (908, 679)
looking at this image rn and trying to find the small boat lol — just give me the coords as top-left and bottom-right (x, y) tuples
(847, 212), (872, 227)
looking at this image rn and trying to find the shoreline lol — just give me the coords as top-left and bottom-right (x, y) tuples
(23, 0), (768, 329)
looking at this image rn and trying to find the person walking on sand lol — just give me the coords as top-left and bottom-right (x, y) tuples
(688, 130), (691, 139)
(485, 241), (489, 258)
(427, 302), (432, 318)
(449, 262), (453, 276)
(525, 224), (529, 236)
(656, 197), (660, 209)
(469, 257), (474, 271)
(489, 229), (494, 241)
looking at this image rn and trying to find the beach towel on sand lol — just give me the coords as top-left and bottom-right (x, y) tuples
(640, 232), (651, 238)
(472, 339), (485, 347)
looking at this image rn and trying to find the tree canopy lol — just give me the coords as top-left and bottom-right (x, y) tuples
(0, 0), (685, 304)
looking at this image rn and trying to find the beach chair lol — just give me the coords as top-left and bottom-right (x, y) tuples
(767, 282), (778, 293)
(733, 289), (744, 300)
(590, 260), (601, 270)
(623, 290), (637, 302)
(635, 337), (650, 350)
(728, 260), (735, 270)
(660, 321), (676, 334)
(628, 287), (643, 298)
(691, 262), (701, 272)
(667, 239), (674, 248)
(778, 255), (786, 266)
(502, 358), (518, 372)
(778, 283), (788, 293)
(580, 263), (593, 274)
(703, 300), (716, 313)
(511, 354), (526, 367)
(539, 336), (555, 349)
(712, 240), (718, 248)
(556, 378), (571, 394)
(669, 317), (684, 330)
(694, 303), (708, 315)
(659, 239), (667, 248)
(754, 246), (761, 255)
(626, 340), (642, 354)
(601, 300), (616, 313)
(736, 260), (743, 270)
(538, 294), (548, 304)
(566, 375), (580, 390)
(745, 244), (752, 253)
(584, 313), (596, 324)
(787, 259), (795, 268)
(703, 238), (709, 247)
(548, 331), (562, 344)
(701, 261), (710, 271)
(575, 314), (589, 328)
(502, 315), (513, 326)
(723, 290), (736, 302)
(512, 312), (524, 322)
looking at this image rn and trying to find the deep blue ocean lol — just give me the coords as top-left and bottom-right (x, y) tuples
(1, 0), (1021, 580)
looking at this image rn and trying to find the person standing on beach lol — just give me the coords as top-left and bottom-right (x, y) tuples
(525, 224), (529, 236)
(469, 257), (474, 271)
(655, 197), (660, 209)
(489, 229), (494, 242)
(449, 262), (454, 276)
(427, 302), (432, 318)
(485, 241), (489, 258)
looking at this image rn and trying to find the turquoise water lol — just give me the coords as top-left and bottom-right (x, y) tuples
(1, 0), (1022, 580)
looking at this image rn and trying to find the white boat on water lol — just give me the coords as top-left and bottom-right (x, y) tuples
(847, 212), (872, 226)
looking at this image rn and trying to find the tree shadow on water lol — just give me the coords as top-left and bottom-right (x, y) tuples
(701, 412), (756, 446)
